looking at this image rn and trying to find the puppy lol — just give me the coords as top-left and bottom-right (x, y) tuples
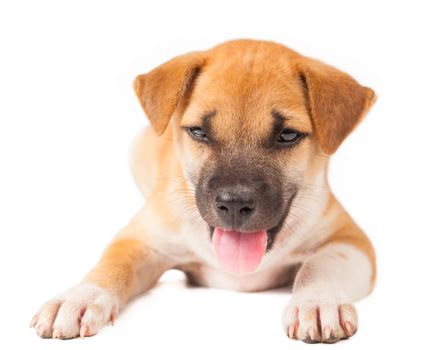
(31, 39), (376, 343)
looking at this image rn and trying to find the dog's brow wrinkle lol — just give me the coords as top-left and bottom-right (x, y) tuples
(201, 110), (216, 130)
(202, 110), (216, 124)
(202, 110), (216, 121)
(262, 111), (286, 147)
(271, 109), (288, 121)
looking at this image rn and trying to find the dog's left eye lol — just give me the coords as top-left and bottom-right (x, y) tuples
(277, 128), (304, 145)
(187, 127), (208, 141)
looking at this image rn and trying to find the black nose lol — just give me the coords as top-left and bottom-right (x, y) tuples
(215, 190), (256, 228)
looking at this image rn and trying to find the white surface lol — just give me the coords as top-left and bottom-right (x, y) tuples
(1, 0), (443, 348)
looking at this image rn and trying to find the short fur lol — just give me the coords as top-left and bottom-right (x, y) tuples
(31, 39), (376, 343)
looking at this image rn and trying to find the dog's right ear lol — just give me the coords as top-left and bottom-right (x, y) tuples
(134, 52), (206, 135)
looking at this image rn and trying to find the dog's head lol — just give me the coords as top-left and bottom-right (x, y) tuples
(134, 40), (375, 274)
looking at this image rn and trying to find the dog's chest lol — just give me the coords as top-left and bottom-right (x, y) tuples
(185, 263), (301, 292)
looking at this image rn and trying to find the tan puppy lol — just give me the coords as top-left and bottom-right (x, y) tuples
(31, 39), (376, 343)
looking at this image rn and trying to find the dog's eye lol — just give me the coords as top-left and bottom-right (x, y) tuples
(187, 127), (208, 141)
(277, 129), (304, 145)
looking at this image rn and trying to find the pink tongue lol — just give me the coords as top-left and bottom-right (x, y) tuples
(212, 227), (267, 274)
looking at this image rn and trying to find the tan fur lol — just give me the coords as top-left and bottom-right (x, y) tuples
(297, 57), (376, 154)
(134, 52), (206, 135)
(319, 197), (377, 286)
(32, 39), (376, 343)
(85, 238), (147, 303)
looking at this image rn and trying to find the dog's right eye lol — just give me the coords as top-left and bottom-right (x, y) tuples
(187, 127), (208, 141)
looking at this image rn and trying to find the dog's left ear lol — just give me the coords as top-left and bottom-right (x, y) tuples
(134, 52), (206, 135)
(297, 58), (376, 154)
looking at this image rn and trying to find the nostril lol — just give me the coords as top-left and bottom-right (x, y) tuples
(216, 204), (229, 212)
(239, 206), (254, 216)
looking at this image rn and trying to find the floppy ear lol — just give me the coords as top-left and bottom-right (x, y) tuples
(298, 58), (376, 154)
(134, 52), (206, 135)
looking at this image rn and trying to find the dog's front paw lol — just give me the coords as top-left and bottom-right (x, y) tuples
(30, 283), (118, 339)
(282, 292), (358, 343)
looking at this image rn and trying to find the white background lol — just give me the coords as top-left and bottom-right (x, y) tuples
(1, 1), (443, 349)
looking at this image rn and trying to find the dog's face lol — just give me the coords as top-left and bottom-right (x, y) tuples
(180, 49), (315, 241)
(134, 40), (375, 273)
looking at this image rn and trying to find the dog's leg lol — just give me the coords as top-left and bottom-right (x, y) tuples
(31, 217), (173, 339)
(282, 226), (375, 343)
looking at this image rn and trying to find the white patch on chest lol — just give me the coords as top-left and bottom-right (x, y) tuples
(197, 263), (300, 292)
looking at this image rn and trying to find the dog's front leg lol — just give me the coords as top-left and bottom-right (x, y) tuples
(282, 231), (375, 343)
(31, 217), (173, 339)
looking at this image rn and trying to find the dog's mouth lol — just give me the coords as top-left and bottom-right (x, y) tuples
(203, 191), (296, 275)
(211, 227), (267, 275)
(208, 218), (286, 275)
